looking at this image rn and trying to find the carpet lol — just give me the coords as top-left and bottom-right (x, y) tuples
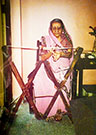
(7, 102), (75, 135)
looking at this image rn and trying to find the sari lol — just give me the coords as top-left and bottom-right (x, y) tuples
(29, 28), (73, 117)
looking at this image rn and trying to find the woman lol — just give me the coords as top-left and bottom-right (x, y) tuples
(28, 18), (73, 118)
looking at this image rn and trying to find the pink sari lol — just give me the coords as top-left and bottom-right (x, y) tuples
(33, 29), (73, 117)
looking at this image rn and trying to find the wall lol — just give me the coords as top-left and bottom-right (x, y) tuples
(10, 0), (96, 99)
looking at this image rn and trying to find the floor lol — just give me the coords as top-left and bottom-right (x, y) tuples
(0, 96), (96, 135)
(0, 102), (75, 135)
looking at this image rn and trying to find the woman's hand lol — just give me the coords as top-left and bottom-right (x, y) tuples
(52, 51), (61, 61)
(52, 48), (72, 61)
(41, 48), (72, 61)
(60, 49), (72, 58)
(41, 51), (52, 61)
(41, 48), (56, 61)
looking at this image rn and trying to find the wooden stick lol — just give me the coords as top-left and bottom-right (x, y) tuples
(43, 90), (60, 118)
(60, 47), (83, 88)
(7, 59), (41, 119)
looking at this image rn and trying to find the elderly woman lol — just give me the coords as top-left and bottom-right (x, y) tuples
(28, 18), (73, 119)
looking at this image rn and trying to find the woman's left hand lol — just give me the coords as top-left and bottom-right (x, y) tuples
(52, 51), (61, 61)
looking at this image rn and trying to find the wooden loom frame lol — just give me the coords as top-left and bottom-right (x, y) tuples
(2, 46), (83, 122)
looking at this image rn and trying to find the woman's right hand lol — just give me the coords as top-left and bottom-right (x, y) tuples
(41, 51), (52, 61)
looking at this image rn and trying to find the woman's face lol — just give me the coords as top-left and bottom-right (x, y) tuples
(51, 22), (63, 38)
